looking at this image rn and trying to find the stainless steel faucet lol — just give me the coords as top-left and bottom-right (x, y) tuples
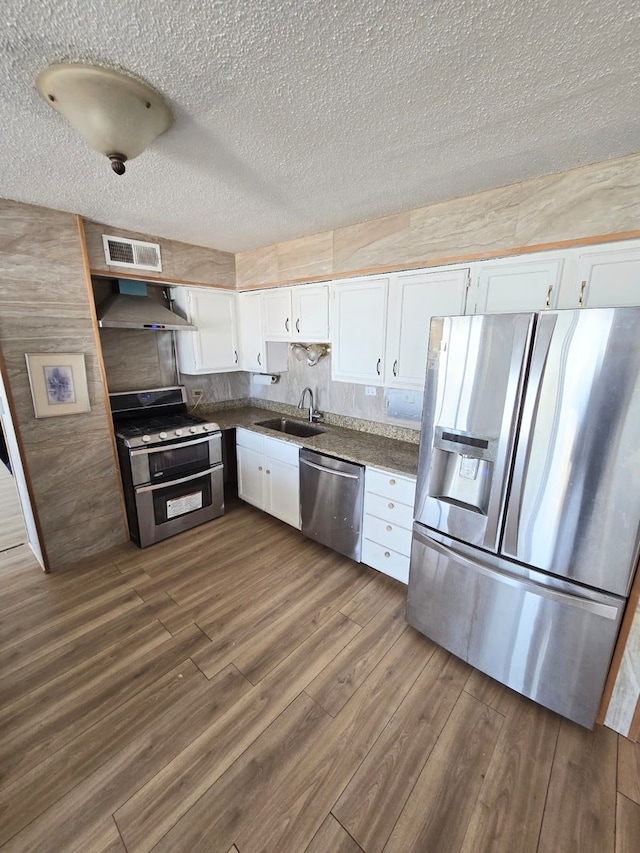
(298, 387), (320, 422)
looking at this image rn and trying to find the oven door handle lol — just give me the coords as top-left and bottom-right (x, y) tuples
(130, 435), (216, 455)
(135, 465), (221, 493)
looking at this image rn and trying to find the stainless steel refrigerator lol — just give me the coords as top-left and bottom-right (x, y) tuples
(407, 307), (640, 728)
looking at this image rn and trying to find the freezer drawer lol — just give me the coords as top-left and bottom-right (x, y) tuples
(406, 527), (625, 728)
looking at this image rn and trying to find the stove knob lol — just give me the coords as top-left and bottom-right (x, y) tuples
(175, 429), (183, 436)
(142, 435), (151, 443)
(159, 431), (168, 440)
(189, 427), (197, 434)
(203, 424), (211, 431)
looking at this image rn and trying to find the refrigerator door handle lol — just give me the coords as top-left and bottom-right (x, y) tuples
(415, 530), (619, 620)
(502, 314), (557, 555)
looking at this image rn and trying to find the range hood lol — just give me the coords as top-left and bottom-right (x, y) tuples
(97, 280), (197, 331)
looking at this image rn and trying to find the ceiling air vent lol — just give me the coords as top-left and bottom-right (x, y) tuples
(102, 235), (162, 272)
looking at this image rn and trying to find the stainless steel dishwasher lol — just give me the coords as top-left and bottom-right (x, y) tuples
(299, 449), (365, 561)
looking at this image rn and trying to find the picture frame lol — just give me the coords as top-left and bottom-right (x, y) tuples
(25, 352), (91, 418)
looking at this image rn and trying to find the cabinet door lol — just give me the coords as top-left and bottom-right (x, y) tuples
(265, 458), (300, 528)
(292, 284), (330, 341)
(575, 242), (640, 308)
(471, 257), (564, 314)
(236, 444), (264, 509)
(331, 277), (388, 384)
(385, 268), (469, 389)
(262, 289), (292, 340)
(238, 292), (263, 371)
(190, 288), (239, 372)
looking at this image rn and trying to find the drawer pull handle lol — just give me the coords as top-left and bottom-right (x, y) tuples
(386, 525), (392, 532)
(376, 358), (381, 375)
(388, 502), (394, 509)
(384, 551), (390, 558)
(285, 318), (290, 332)
(389, 478), (396, 485)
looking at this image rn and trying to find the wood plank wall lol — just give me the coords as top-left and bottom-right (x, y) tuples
(0, 199), (128, 569)
(236, 152), (640, 288)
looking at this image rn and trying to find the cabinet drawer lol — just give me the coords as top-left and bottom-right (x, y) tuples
(362, 513), (412, 557)
(263, 435), (300, 466)
(366, 468), (416, 505)
(362, 539), (410, 584)
(364, 492), (414, 529)
(236, 427), (264, 453)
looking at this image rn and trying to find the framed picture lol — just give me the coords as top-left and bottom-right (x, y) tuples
(25, 353), (91, 418)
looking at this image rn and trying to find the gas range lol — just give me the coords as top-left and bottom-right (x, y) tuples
(109, 387), (220, 448)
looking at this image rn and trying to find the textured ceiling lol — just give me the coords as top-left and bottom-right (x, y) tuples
(1, 0), (638, 252)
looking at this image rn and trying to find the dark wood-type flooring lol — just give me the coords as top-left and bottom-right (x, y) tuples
(1, 501), (639, 852)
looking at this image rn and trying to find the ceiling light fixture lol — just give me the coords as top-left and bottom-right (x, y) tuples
(35, 63), (173, 175)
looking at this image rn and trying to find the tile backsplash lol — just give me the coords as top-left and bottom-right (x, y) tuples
(182, 348), (421, 435)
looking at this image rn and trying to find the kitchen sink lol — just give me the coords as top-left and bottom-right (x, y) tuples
(256, 418), (326, 438)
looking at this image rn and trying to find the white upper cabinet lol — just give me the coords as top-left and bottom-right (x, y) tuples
(292, 284), (330, 341)
(238, 291), (288, 373)
(571, 241), (640, 308)
(469, 254), (565, 314)
(262, 284), (330, 342)
(385, 268), (469, 389)
(331, 276), (389, 384)
(171, 287), (239, 375)
(262, 288), (292, 341)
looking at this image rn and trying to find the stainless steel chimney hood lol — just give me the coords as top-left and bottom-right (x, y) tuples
(97, 280), (196, 331)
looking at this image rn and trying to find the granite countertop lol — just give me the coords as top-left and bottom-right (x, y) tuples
(201, 405), (420, 479)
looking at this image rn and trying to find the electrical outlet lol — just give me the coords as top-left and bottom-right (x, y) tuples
(192, 389), (203, 400)
(365, 386), (377, 396)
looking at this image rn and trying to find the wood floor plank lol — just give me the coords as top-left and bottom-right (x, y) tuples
(0, 594), (153, 704)
(148, 692), (334, 853)
(339, 573), (404, 627)
(193, 552), (367, 681)
(0, 464), (28, 552)
(382, 692), (504, 853)
(333, 644), (469, 853)
(69, 817), (127, 853)
(616, 793), (640, 853)
(0, 622), (210, 786)
(0, 660), (206, 845)
(0, 663), (252, 853)
(464, 667), (517, 716)
(537, 719), (617, 853)
(234, 626), (432, 853)
(231, 559), (370, 684)
(114, 610), (361, 853)
(306, 597), (408, 716)
(618, 735), (640, 805)
(458, 693), (560, 853)
(306, 815), (363, 853)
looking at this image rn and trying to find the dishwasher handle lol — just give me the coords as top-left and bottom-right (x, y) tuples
(299, 457), (361, 480)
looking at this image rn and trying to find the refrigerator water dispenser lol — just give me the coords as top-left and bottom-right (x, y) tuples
(427, 427), (496, 515)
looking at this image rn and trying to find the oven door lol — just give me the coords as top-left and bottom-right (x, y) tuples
(130, 434), (222, 486)
(133, 464), (224, 547)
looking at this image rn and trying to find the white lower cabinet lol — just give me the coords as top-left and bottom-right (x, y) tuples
(236, 428), (300, 528)
(361, 467), (416, 584)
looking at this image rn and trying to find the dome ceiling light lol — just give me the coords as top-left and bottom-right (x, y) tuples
(35, 63), (173, 175)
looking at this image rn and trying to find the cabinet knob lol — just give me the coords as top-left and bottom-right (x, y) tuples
(258, 466), (263, 471)
(266, 469), (270, 475)
(386, 525), (392, 532)
(388, 502), (394, 509)
(384, 551), (390, 558)
(389, 478), (396, 485)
